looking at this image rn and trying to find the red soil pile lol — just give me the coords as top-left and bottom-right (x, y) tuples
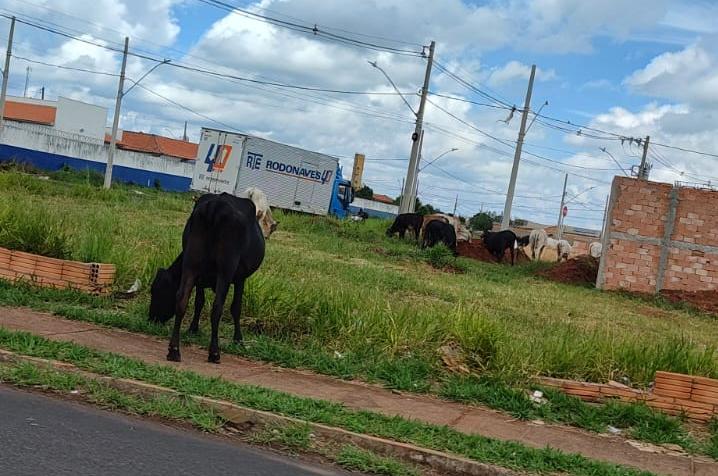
(538, 255), (599, 285)
(660, 289), (718, 315)
(457, 241), (530, 264)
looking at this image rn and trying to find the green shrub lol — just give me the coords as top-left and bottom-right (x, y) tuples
(0, 203), (71, 259)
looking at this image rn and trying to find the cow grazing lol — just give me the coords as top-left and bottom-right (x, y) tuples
(528, 229), (548, 260)
(245, 187), (278, 238)
(386, 213), (424, 241)
(589, 241), (602, 258)
(557, 239), (572, 262)
(516, 235), (530, 248)
(422, 220), (457, 255)
(149, 192), (268, 364)
(483, 230), (518, 265)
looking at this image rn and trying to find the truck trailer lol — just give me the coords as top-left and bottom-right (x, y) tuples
(191, 128), (354, 217)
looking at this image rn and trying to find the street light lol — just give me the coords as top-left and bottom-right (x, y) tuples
(412, 147), (458, 208)
(599, 147), (629, 176)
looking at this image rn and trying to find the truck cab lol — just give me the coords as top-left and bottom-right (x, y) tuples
(329, 166), (354, 218)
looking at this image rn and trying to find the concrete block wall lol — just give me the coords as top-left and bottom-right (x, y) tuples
(597, 176), (718, 293)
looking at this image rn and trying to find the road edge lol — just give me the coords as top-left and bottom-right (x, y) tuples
(0, 348), (517, 476)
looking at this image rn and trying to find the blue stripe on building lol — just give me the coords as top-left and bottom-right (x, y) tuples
(0, 144), (191, 192)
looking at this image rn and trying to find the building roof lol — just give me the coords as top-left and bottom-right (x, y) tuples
(372, 193), (395, 204)
(3, 100), (56, 125)
(105, 131), (198, 161)
(3, 98), (197, 161)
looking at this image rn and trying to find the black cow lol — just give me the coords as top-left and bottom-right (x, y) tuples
(422, 220), (457, 255)
(516, 235), (530, 247)
(386, 213), (424, 241)
(149, 193), (266, 364)
(483, 230), (518, 265)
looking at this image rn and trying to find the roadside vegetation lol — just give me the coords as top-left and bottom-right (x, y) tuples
(0, 166), (717, 457)
(0, 330), (659, 476)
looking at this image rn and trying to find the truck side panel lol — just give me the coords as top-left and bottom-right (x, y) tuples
(190, 129), (244, 194)
(235, 137), (336, 215)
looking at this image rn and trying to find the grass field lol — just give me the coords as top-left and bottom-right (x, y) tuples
(1, 166), (717, 454)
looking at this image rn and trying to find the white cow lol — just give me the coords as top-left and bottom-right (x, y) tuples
(557, 239), (572, 262)
(528, 229), (548, 260)
(244, 187), (278, 239)
(589, 241), (602, 258)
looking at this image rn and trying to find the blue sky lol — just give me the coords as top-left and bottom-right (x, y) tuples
(0, 0), (717, 228)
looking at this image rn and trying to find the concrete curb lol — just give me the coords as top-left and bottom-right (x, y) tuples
(0, 349), (517, 476)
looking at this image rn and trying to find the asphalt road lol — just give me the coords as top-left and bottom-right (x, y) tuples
(0, 385), (350, 476)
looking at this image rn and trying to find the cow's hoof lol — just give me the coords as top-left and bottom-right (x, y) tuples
(208, 352), (221, 364)
(167, 347), (181, 362)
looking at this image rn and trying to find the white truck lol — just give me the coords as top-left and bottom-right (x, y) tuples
(191, 128), (354, 217)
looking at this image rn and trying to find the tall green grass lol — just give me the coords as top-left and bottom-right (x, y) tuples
(0, 167), (717, 391)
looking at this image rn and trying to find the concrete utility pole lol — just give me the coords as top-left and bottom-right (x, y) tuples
(399, 40), (435, 214)
(22, 66), (30, 97)
(40, 86), (44, 100)
(600, 194), (609, 240)
(182, 121), (188, 141)
(408, 129), (424, 209)
(0, 16), (16, 140)
(501, 64), (536, 230)
(453, 194), (458, 215)
(104, 37), (129, 189)
(556, 173), (568, 240)
(638, 135), (650, 180)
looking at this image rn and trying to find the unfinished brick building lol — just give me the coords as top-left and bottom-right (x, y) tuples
(596, 176), (718, 293)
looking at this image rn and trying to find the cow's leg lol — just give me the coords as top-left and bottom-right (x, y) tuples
(230, 279), (245, 344)
(510, 245), (516, 266)
(531, 244), (536, 260)
(208, 276), (231, 364)
(399, 228), (406, 240)
(538, 245), (545, 260)
(187, 286), (205, 334)
(168, 273), (195, 362)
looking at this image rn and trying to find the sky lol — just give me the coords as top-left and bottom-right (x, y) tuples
(0, 0), (717, 230)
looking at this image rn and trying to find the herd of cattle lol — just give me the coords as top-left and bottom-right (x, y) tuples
(385, 212), (603, 265)
(148, 195), (602, 363)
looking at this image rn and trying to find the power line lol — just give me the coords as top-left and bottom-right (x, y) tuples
(2, 13), (416, 97)
(195, 0), (425, 56)
(12, 55), (119, 78)
(432, 60), (513, 108)
(427, 91), (513, 110)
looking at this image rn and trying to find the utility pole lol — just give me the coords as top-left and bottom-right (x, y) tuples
(104, 37), (129, 189)
(22, 66), (30, 97)
(0, 16), (16, 140)
(409, 129), (424, 209)
(600, 194), (609, 240)
(399, 40), (435, 214)
(501, 64), (536, 229)
(453, 194), (458, 216)
(556, 173), (568, 240)
(638, 135), (650, 179)
(40, 86), (44, 100)
(182, 121), (188, 141)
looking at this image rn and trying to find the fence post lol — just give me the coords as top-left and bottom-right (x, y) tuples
(655, 186), (679, 293)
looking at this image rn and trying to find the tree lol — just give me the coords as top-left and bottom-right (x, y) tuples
(392, 196), (442, 216)
(355, 185), (374, 200)
(469, 211), (497, 232)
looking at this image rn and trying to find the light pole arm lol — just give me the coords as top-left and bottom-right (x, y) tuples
(123, 59), (171, 97)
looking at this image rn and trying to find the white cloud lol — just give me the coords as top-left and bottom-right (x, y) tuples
(487, 61), (557, 86)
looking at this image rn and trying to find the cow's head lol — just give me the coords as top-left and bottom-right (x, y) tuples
(256, 208), (278, 239)
(149, 268), (179, 323)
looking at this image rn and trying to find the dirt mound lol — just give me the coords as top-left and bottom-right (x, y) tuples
(660, 289), (718, 315)
(457, 241), (530, 264)
(538, 255), (599, 285)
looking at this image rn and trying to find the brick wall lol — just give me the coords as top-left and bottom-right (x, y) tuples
(597, 177), (718, 293)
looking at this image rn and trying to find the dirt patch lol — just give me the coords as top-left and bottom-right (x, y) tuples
(457, 241), (530, 264)
(538, 256), (599, 285)
(660, 289), (718, 315)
